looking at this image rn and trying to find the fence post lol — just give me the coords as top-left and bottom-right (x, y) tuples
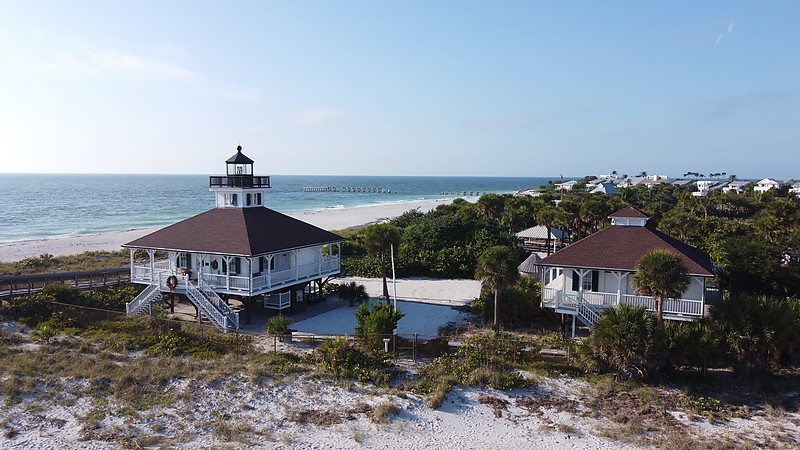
(413, 333), (417, 362)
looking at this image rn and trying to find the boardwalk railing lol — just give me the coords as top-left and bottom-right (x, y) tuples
(1, 268), (130, 300)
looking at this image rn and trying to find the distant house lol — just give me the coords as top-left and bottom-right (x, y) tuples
(754, 178), (794, 193)
(515, 225), (569, 255)
(692, 180), (723, 197)
(555, 180), (578, 191)
(536, 207), (715, 336)
(588, 182), (619, 196)
(722, 180), (750, 194)
(791, 182), (800, 196)
(123, 146), (344, 332)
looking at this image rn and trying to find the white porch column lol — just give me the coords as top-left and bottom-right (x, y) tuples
(248, 257), (254, 295)
(267, 255), (273, 289)
(576, 269), (591, 303)
(148, 249), (155, 282)
(696, 277), (706, 316)
(293, 250), (299, 280)
(318, 246), (323, 275)
(224, 256), (232, 290)
(197, 254), (205, 278)
(612, 271), (627, 306)
(129, 249), (134, 277)
(559, 268), (566, 308)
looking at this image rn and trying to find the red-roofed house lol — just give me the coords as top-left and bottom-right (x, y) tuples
(123, 146), (344, 332)
(536, 207), (715, 333)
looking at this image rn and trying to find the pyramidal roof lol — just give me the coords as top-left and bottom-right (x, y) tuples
(538, 208), (713, 276)
(609, 206), (648, 219)
(124, 207), (342, 256)
(226, 146), (254, 164)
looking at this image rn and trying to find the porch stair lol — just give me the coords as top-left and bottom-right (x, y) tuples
(185, 278), (240, 333)
(126, 283), (163, 315)
(576, 299), (602, 327)
(125, 279), (240, 333)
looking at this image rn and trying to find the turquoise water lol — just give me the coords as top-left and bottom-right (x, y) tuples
(0, 174), (556, 243)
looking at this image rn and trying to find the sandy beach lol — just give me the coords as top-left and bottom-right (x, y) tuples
(0, 198), (471, 263)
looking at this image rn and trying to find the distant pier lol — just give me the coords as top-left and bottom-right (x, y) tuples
(440, 191), (483, 196)
(303, 186), (394, 193)
(302, 187), (484, 196)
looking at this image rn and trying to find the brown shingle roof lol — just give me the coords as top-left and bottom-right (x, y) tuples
(537, 225), (714, 276)
(124, 208), (343, 256)
(609, 206), (649, 219)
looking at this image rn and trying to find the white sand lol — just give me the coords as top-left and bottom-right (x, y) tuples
(0, 198), (473, 263)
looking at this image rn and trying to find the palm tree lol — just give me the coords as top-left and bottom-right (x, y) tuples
(536, 206), (557, 255)
(475, 246), (519, 326)
(363, 223), (402, 301)
(632, 249), (690, 321)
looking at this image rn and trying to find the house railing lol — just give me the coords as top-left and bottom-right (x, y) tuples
(133, 256), (341, 294)
(543, 287), (703, 319)
(264, 292), (291, 310)
(126, 283), (162, 315)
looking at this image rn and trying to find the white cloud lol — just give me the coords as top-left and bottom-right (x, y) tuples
(715, 20), (734, 46)
(39, 46), (198, 81)
(287, 107), (346, 124)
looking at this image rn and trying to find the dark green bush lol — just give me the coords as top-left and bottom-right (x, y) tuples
(314, 337), (392, 385)
(354, 301), (404, 353)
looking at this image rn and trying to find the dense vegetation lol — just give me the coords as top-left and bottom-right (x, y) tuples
(344, 181), (800, 299)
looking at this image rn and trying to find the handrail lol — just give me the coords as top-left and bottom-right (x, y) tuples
(186, 281), (228, 332)
(197, 278), (239, 330)
(126, 283), (161, 315)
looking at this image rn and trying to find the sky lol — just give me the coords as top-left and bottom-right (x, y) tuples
(1, 1), (798, 178)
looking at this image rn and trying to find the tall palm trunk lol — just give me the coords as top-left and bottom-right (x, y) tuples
(656, 296), (664, 322)
(494, 288), (499, 325)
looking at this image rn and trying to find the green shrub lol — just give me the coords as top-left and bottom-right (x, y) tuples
(414, 332), (534, 402)
(266, 315), (291, 336)
(314, 337), (392, 385)
(3, 295), (54, 327)
(338, 281), (369, 307)
(590, 304), (666, 380)
(354, 301), (404, 353)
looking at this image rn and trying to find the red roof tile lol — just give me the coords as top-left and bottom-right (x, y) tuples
(537, 225), (714, 276)
(124, 208), (343, 256)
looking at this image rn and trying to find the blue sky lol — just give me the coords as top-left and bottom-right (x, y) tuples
(1, 1), (798, 178)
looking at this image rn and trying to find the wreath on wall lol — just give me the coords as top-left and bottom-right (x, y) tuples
(211, 260), (219, 270)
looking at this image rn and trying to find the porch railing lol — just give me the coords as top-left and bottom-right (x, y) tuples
(133, 256), (341, 294)
(264, 292), (291, 310)
(543, 287), (703, 319)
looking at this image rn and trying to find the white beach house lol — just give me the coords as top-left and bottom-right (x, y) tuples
(536, 207), (716, 336)
(123, 146), (344, 332)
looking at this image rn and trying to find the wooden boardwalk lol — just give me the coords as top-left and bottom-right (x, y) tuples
(0, 267), (130, 300)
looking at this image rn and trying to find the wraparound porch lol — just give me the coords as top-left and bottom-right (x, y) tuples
(542, 287), (705, 319)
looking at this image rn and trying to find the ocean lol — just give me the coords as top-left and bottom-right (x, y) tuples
(0, 174), (556, 244)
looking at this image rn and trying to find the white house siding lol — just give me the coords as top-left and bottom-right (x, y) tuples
(545, 268), (705, 301)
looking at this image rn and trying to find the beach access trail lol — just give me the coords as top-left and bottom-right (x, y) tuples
(0, 198), (471, 263)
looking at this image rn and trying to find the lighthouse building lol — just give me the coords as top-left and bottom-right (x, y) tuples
(123, 146), (344, 331)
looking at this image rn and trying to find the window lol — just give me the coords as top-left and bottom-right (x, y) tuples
(231, 194), (238, 206)
(255, 193), (262, 205)
(221, 258), (241, 275)
(246, 193), (252, 206)
(572, 270), (599, 292)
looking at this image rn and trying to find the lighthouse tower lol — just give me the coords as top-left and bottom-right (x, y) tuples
(208, 145), (271, 208)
